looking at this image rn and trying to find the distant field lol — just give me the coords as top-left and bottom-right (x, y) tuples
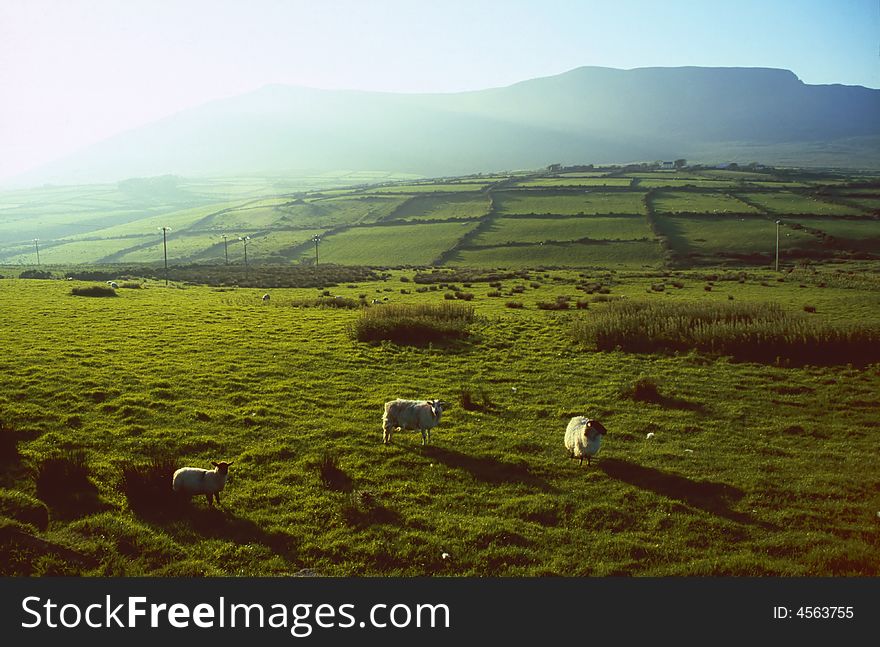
(244, 195), (410, 229)
(658, 216), (818, 257)
(653, 192), (759, 214)
(390, 194), (490, 221)
(370, 183), (490, 193)
(494, 191), (645, 215)
(784, 218), (880, 253)
(514, 177), (634, 188)
(738, 192), (867, 216)
(636, 179), (739, 189)
(4, 236), (155, 265)
(451, 240), (663, 268)
(473, 216), (650, 245)
(301, 221), (476, 265)
(2, 167), (878, 268)
(839, 197), (880, 213)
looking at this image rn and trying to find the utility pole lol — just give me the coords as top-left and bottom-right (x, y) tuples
(159, 227), (171, 285)
(33, 239), (40, 266)
(239, 236), (251, 281)
(775, 220), (781, 272)
(312, 235), (321, 268)
(222, 234), (229, 265)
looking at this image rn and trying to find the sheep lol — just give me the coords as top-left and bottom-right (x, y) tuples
(106, 281), (118, 289)
(383, 399), (444, 445)
(564, 417), (608, 466)
(262, 293), (270, 302)
(172, 461), (233, 506)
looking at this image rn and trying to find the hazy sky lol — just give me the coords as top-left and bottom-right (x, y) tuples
(1, 0), (878, 182)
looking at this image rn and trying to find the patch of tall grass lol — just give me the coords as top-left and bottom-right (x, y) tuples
(71, 285), (117, 297)
(572, 300), (880, 364)
(350, 302), (475, 345)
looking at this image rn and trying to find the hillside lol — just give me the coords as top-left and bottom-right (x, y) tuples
(2, 165), (878, 270)
(19, 66), (880, 186)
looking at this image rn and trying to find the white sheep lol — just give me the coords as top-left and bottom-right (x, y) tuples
(172, 461), (233, 506)
(565, 417), (608, 466)
(262, 293), (270, 302)
(383, 399), (444, 445)
(106, 281), (118, 289)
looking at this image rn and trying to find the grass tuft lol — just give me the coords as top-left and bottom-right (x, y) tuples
(71, 285), (117, 297)
(119, 457), (183, 515)
(350, 302), (475, 345)
(318, 453), (353, 492)
(573, 300), (880, 364)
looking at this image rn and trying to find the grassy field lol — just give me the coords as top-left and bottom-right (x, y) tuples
(513, 177), (635, 188)
(494, 191), (646, 216)
(738, 192), (868, 216)
(295, 222), (477, 266)
(388, 194), (490, 221)
(2, 265), (879, 576)
(472, 216), (651, 245)
(653, 192), (759, 214)
(657, 216), (819, 257)
(448, 240), (664, 268)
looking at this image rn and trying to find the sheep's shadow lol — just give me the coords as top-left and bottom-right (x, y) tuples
(139, 501), (298, 560)
(598, 458), (762, 526)
(413, 445), (556, 492)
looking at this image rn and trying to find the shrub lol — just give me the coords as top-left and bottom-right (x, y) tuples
(20, 270), (51, 279)
(487, 290), (502, 297)
(0, 490), (49, 531)
(444, 292), (456, 300)
(454, 292), (474, 301)
(120, 282), (142, 289)
(505, 301), (525, 309)
(350, 302), (475, 345)
(537, 298), (569, 310)
(575, 300), (590, 309)
(118, 457), (182, 515)
(71, 285), (117, 297)
(804, 304), (817, 313)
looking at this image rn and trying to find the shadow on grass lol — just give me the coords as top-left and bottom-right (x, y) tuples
(416, 445), (556, 492)
(599, 458), (763, 526)
(141, 502), (298, 560)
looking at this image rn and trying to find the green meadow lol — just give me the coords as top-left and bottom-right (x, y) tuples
(2, 265), (879, 576)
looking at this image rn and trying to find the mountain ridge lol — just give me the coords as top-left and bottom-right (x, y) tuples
(17, 65), (880, 185)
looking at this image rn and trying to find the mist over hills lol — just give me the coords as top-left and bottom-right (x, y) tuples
(21, 66), (880, 184)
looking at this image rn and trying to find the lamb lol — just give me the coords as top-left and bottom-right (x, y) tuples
(172, 461), (233, 506)
(383, 399), (444, 445)
(564, 417), (608, 466)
